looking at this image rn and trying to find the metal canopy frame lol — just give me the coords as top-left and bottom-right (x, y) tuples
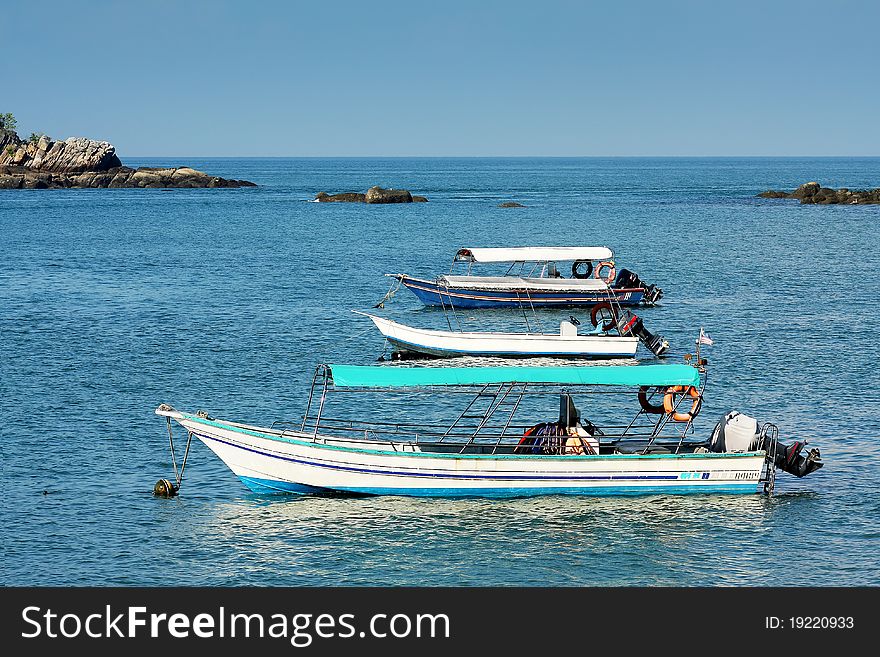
(298, 364), (708, 455)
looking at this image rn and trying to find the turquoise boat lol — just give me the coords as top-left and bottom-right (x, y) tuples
(155, 361), (822, 498)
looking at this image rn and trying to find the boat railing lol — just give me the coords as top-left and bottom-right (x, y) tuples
(274, 429), (709, 455)
(302, 415), (661, 434)
(302, 364), (707, 454)
(295, 416), (691, 450)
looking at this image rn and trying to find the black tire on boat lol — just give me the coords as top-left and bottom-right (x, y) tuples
(572, 260), (593, 279)
(638, 386), (666, 414)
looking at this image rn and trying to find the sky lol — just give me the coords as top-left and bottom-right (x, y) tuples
(1, 0), (878, 156)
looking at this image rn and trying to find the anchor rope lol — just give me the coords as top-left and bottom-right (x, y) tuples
(165, 417), (179, 481)
(373, 277), (402, 308)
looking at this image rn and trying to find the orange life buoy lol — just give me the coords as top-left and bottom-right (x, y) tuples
(594, 261), (616, 284)
(663, 385), (701, 422)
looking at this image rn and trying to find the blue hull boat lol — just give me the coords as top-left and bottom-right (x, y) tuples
(386, 247), (663, 309)
(395, 274), (646, 308)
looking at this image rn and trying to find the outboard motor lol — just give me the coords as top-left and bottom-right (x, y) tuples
(613, 268), (640, 289)
(643, 283), (664, 305)
(614, 269), (664, 305)
(615, 309), (670, 357)
(710, 411), (823, 478)
(773, 440), (824, 478)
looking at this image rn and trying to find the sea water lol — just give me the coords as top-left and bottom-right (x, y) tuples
(2, 157), (879, 585)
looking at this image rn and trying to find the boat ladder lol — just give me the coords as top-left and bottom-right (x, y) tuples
(760, 422), (780, 494)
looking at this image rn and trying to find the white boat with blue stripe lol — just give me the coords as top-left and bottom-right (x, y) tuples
(154, 362), (823, 498)
(358, 312), (642, 359)
(390, 246), (664, 309)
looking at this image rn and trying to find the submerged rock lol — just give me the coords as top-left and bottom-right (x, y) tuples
(498, 201), (526, 208)
(0, 128), (256, 188)
(758, 181), (880, 204)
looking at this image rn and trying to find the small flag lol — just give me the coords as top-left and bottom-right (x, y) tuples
(698, 329), (714, 346)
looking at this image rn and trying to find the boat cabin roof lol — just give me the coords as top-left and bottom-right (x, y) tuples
(326, 363), (700, 389)
(454, 246), (614, 264)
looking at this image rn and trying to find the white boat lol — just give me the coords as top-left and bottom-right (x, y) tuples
(359, 312), (639, 359)
(390, 246), (664, 308)
(154, 360), (823, 498)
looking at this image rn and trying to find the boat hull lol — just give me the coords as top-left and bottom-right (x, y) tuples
(399, 275), (645, 308)
(365, 314), (639, 358)
(174, 414), (767, 498)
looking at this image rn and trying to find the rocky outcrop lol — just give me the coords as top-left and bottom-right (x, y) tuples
(315, 191), (367, 202)
(498, 201), (526, 208)
(365, 186), (411, 204)
(1, 132), (121, 172)
(758, 181), (880, 204)
(0, 164), (256, 189)
(0, 129), (255, 188)
(314, 186), (427, 203)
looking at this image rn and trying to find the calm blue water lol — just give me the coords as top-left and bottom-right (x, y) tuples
(2, 157), (879, 586)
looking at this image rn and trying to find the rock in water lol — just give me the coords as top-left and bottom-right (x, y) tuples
(0, 128), (256, 188)
(790, 182), (821, 199)
(315, 186), (427, 203)
(365, 186), (413, 203)
(498, 201), (526, 208)
(315, 191), (367, 202)
(757, 181), (880, 205)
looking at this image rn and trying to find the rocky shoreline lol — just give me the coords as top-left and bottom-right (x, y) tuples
(0, 129), (256, 189)
(758, 181), (880, 205)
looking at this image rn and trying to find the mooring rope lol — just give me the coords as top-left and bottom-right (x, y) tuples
(177, 431), (194, 488)
(165, 417), (179, 482)
(373, 277), (402, 308)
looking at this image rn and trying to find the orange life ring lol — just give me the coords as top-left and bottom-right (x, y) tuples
(663, 385), (701, 422)
(594, 261), (616, 284)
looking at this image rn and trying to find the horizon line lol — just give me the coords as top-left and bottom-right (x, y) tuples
(123, 154), (880, 159)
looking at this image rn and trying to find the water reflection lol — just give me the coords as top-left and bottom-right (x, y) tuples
(157, 492), (820, 586)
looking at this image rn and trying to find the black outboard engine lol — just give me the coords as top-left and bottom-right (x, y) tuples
(616, 309), (670, 357)
(772, 440), (824, 478)
(710, 411), (823, 478)
(643, 283), (664, 306)
(614, 268), (664, 306)
(614, 268), (640, 289)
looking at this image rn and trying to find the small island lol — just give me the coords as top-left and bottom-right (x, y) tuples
(0, 112), (256, 189)
(758, 181), (880, 205)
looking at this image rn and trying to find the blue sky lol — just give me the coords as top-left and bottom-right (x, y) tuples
(2, 0), (877, 156)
